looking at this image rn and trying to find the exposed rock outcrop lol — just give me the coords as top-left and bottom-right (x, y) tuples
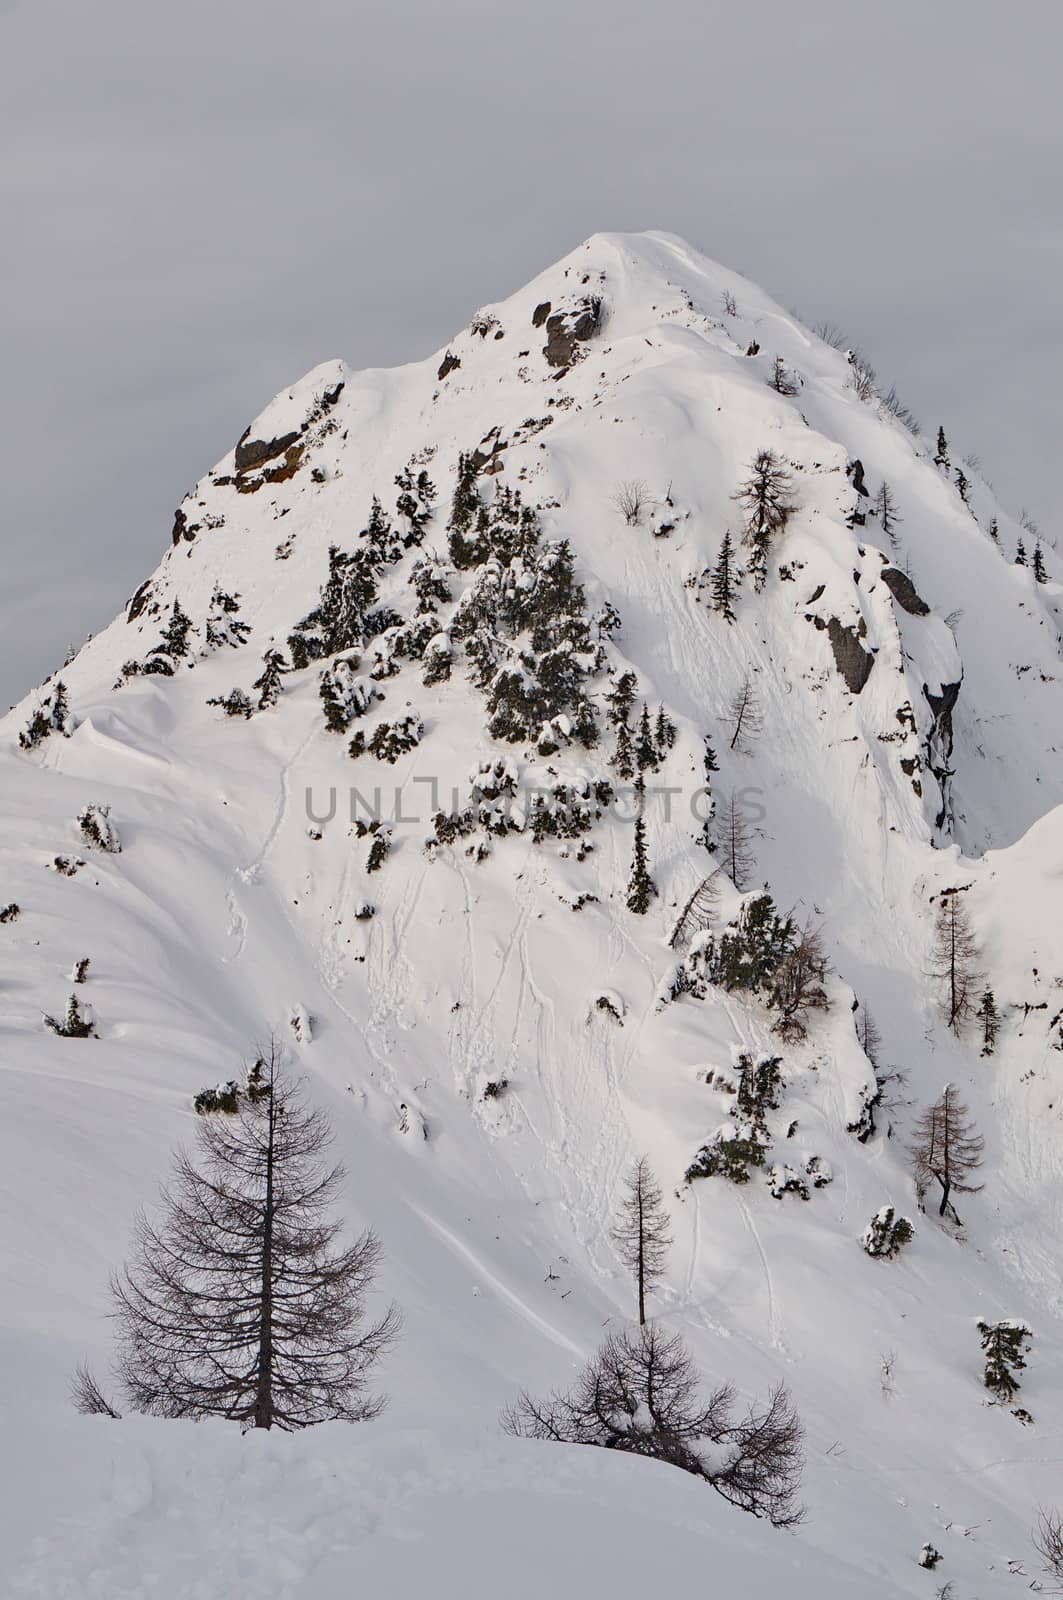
(881, 566), (930, 616)
(826, 617), (875, 693)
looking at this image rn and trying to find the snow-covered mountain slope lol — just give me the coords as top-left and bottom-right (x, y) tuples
(3, 230), (1063, 1597)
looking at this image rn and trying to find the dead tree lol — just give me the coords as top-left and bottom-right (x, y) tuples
(873, 481), (903, 549)
(716, 792), (755, 892)
(669, 873), (721, 949)
(727, 674), (764, 751)
(110, 1044), (400, 1429)
(849, 351), (878, 402)
(612, 481), (652, 527)
(503, 1324), (804, 1528)
(1034, 1510), (1063, 1591)
(929, 890), (982, 1033)
(855, 1003), (882, 1069)
(909, 1084), (984, 1218)
(734, 451), (795, 592)
(612, 1156), (673, 1325)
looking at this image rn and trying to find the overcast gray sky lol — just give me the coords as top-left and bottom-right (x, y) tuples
(3, 0), (1061, 708)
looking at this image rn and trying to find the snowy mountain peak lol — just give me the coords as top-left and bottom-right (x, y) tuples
(4, 232), (1063, 1596)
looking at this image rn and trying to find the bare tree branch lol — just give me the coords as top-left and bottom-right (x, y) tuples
(110, 1042), (400, 1430)
(612, 481), (653, 527)
(504, 1325), (804, 1528)
(1034, 1509), (1063, 1592)
(909, 1084), (984, 1219)
(612, 1157), (673, 1325)
(71, 1363), (121, 1418)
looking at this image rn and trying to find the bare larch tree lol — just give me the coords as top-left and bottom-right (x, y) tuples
(1034, 1510), (1063, 1592)
(107, 1046), (399, 1430)
(733, 450), (796, 592)
(727, 674), (764, 751)
(909, 1083), (984, 1219)
(771, 923), (830, 1040)
(855, 1002), (882, 1069)
(612, 480), (652, 527)
(873, 481), (903, 549)
(612, 1156), (673, 1325)
(929, 890), (982, 1033)
(669, 873), (721, 950)
(716, 791), (755, 891)
(503, 1323), (804, 1528)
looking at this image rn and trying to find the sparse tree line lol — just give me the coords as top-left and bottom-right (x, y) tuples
(688, 450), (797, 619)
(934, 424), (1052, 578)
(506, 1154), (804, 1527)
(72, 1059), (803, 1526)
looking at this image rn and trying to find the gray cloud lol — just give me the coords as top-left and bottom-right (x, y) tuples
(3, 0), (1061, 705)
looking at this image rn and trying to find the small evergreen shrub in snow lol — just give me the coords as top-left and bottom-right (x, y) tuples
(207, 688), (254, 719)
(365, 615), (440, 680)
(195, 1080), (242, 1115)
(355, 822), (392, 873)
(252, 649), (288, 710)
(120, 603), (196, 683)
(0, 902), (20, 923)
(350, 714), (423, 765)
(428, 809), (478, 849)
(421, 632), (452, 685)
(446, 482), (605, 744)
(287, 529), (391, 670)
(663, 894), (828, 1039)
(482, 1078), (509, 1101)
(203, 587), (251, 651)
(366, 832), (391, 873)
(768, 1164), (810, 1201)
(318, 658), (382, 734)
(194, 1059), (271, 1116)
(918, 1543), (942, 1571)
(19, 680), (73, 748)
(51, 855), (85, 877)
(977, 1319), (1032, 1403)
(289, 1005), (313, 1044)
(354, 903), (376, 920)
(595, 993), (625, 1025)
(73, 958), (91, 984)
(626, 816), (656, 914)
(685, 1127), (767, 1185)
(119, 652), (175, 684)
(394, 458), (437, 547)
(735, 1052), (783, 1120)
(77, 804), (121, 854)
(44, 994), (95, 1038)
(684, 1053), (827, 1201)
(863, 1207), (915, 1260)
(976, 987), (1000, 1056)
(408, 554), (452, 614)
(529, 780), (612, 843)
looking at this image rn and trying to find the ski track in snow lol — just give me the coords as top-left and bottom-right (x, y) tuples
(735, 1194), (786, 1357)
(411, 1207), (585, 1358)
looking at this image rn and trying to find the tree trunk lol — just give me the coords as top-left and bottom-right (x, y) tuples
(254, 1093), (277, 1429)
(949, 918), (959, 1029)
(636, 1183), (646, 1327)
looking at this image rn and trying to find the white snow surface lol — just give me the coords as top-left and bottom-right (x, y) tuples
(3, 230), (1063, 1596)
